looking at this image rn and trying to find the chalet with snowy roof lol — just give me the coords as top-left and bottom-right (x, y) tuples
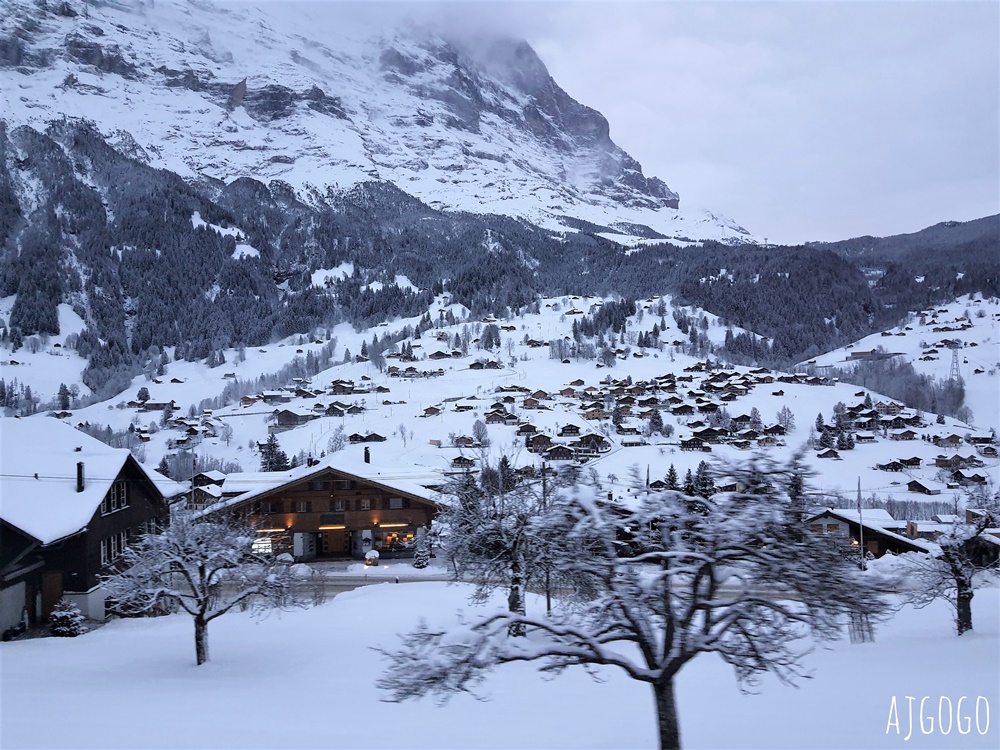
(451, 456), (476, 470)
(875, 401), (904, 415)
(952, 470), (988, 486)
(193, 470), (226, 488)
(0, 419), (182, 630)
(274, 408), (319, 430)
(907, 479), (943, 495)
(576, 434), (611, 453)
(681, 437), (710, 452)
(807, 509), (928, 558)
(261, 390), (292, 404)
(526, 434), (554, 453)
(198, 453), (440, 561)
(934, 434), (964, 447)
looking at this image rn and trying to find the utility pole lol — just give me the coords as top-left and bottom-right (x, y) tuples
(541, 461), (551, 616)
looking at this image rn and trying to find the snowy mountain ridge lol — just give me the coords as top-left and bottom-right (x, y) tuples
(0, 0), (752, 244)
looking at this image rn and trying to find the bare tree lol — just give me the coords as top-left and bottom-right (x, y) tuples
(326, 425), (347, 454)
(902, 493), (999, 634)
(471, 419), (490, 447)
(377, 457), (886, 750)
(102, 511), (304, 665)
(776, 405), (796, 432)
(435, 464), (586, 636)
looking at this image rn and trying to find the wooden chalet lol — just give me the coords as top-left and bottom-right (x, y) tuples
(807, 509), (929, 558)
(907, 479), (942, 495)
(200, 456), (440, 561)
(681, 437), (710, 452)
(1, 420), (179, 629)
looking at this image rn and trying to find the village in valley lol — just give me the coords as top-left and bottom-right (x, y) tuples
(2, 286), (998, 750)
(3, 289), (998, 616)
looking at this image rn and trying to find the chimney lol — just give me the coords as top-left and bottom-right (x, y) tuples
(76, 461), (85, 493)
(364, 446), (370, 464)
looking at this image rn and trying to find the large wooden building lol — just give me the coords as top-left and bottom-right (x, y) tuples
(199, 453), (441, 561)
(1, 419), (181, 630)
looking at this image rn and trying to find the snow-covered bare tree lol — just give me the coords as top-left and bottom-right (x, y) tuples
(101, 511), (305, 665)
(471, 419), (490, 447)
(326, 425), (347, 454)
(435, 464), (586, 636)
(902, 493), (999, 635)
(776, 405), (796, 432)
(377, 456), (886, 750)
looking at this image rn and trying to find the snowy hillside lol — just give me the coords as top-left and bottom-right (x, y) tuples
(0, 0), (752, 244)
(8, 290), (995, 513)
(805, 294), (1000, 430)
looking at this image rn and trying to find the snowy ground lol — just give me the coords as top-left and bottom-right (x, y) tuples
(1, 583), (997, 750)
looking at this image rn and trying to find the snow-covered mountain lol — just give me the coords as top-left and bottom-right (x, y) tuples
(0, 0), (751, 244)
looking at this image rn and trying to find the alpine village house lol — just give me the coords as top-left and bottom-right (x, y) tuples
(195, 448), (441, 561)
(1, 419), (181, 634)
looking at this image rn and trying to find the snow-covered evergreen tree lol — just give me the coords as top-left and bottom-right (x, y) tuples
(412, 527), (430, 569)
(49, 598), (86, 637)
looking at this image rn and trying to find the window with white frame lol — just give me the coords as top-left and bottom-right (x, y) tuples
(102, 481), (130, 514)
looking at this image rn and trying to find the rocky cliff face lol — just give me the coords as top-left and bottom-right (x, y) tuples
(0, 0), (749, 244)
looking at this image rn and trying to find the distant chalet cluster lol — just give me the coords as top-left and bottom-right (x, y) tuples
(840, 302), (994, 374)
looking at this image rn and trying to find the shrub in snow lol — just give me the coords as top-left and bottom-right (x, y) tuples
(49, 599), (86, 637)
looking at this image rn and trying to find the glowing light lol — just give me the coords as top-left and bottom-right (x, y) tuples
(379, 522), (409, 529)
(319, 524), (346, 530)
(255, 528), (285, 533)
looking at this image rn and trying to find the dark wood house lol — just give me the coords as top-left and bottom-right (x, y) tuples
(199, 455), (440, 561)
(1, 419), (178, 629)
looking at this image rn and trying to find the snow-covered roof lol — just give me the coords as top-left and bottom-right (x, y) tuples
(813, 509), (932, 552)
(0, 418), (185, 545)
(826, 508), (902, 528)
(204, 454), (440, 516)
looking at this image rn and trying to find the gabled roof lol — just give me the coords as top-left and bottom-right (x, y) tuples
(201, 452), (440, 516)
(0, 418), (184, 545)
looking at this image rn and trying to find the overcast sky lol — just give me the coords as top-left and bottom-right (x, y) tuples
(396, 0), (999, 245)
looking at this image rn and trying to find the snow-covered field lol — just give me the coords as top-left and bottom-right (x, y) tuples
(1, 582), (997, 750)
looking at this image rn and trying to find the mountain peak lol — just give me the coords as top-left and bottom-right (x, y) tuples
(0, 0), (749, 244)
